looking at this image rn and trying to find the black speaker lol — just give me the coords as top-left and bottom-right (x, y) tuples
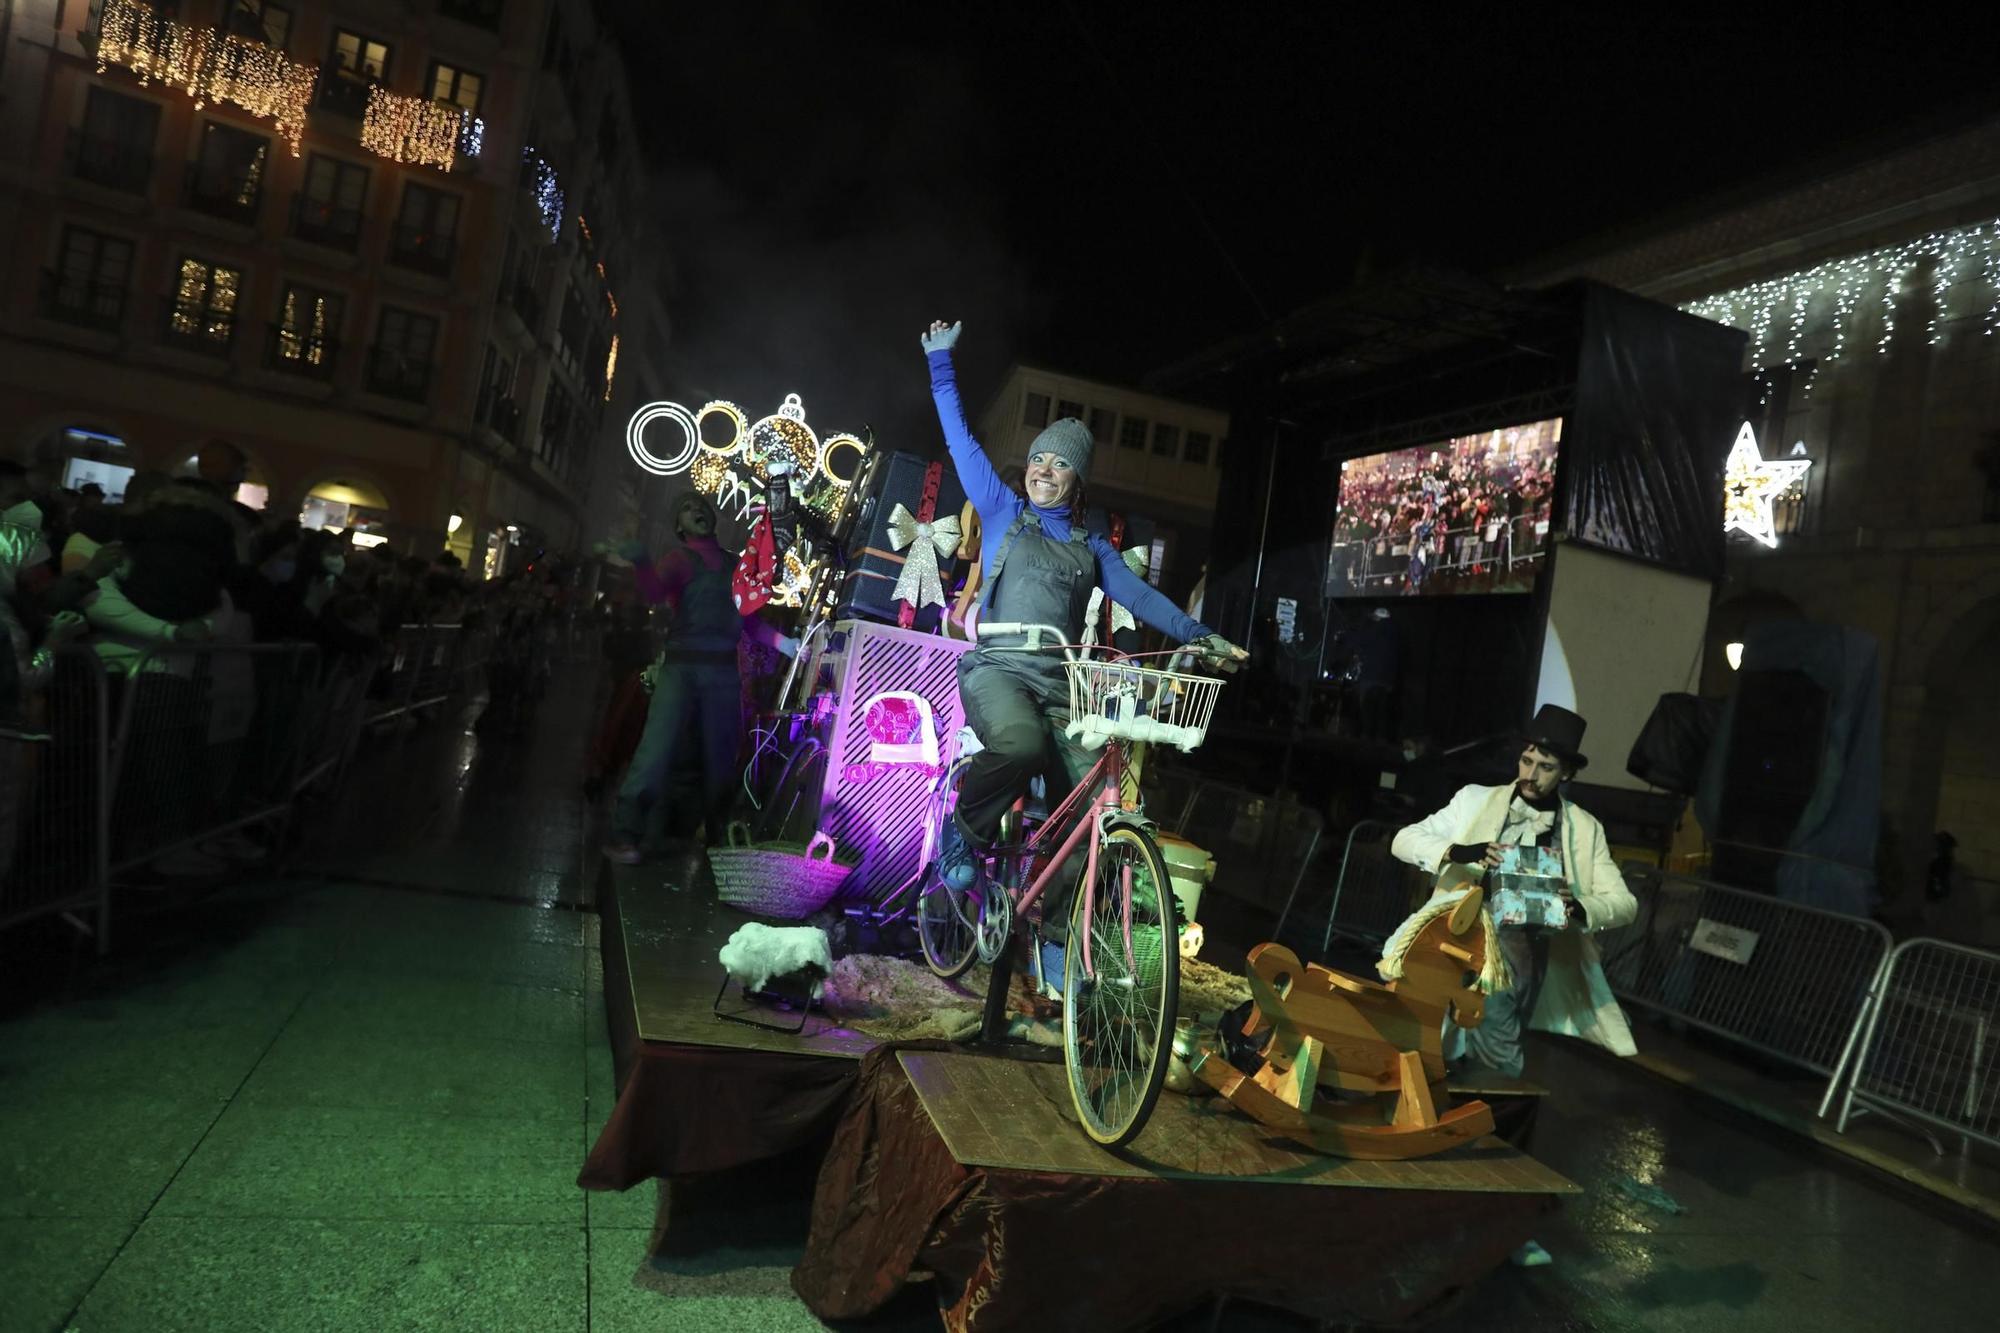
(838, 450), (968, 629)
(1712, 668), (1828, 888)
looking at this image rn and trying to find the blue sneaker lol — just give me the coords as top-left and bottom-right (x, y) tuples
(937, 818), (978, 890)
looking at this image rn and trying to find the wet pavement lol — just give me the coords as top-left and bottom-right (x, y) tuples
(0, 661), (1992, 1331)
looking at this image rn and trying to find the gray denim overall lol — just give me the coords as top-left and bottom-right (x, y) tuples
(953, 511), (1099, 845)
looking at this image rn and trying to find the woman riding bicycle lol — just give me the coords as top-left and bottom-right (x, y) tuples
(921, 319), (1247, 892)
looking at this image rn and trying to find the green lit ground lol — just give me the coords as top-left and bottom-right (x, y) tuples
(1, 667), (1990, 1330)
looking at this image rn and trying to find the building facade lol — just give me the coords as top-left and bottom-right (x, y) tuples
(971, 363), (1227, 601)
(0, 0), (667, 572)
(1512, 118), (2000, 934)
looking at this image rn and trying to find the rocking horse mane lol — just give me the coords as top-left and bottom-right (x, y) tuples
(1376, 887), (1512, 995)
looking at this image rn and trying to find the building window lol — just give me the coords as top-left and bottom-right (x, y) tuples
(389, 183), (460, 275)
(218, 1), (292, 50)
(43, 225), (133, 331)
(439, 0), (505, 31)
(427, 61), (484, 115)
(478, 345), (519, 440)
(540, 378), (574, 468)
(1743, 361), (1817, 539)
(369, 307), (438, 403)
(72, 87), (159, 194)
(1119, 416), (1148, 450)
(270, 282), (342, 378)
(1184, 430), (1212, 466)
(1023, 392), (1050, 429)
(164, 257), (242, 355)
(294, 154), (368, 250)
(1057, 398), (1083, 422)
(1152, 423), (1180, 458)
(187, 122), (268, 224)
(1088, 407), (1116, 446)
(320, 29), (390, 116)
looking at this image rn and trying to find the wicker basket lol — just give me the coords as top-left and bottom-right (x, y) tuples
(708, 825), (857, 920)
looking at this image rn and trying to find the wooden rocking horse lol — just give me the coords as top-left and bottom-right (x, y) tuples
(1192, 874), (1509, 1160)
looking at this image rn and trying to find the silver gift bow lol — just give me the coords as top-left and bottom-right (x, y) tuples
(885, 503), (963, 609)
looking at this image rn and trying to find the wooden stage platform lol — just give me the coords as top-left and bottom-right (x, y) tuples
(581, 850), (1579, 1330)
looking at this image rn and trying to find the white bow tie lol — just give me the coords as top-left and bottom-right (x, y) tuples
(1506, 796), (1557, 838)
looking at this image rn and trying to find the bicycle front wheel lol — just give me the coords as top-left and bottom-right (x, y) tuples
(1062, 823), (1179, 1148)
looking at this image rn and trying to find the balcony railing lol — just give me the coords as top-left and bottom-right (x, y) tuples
(184, 162), (261, 225)
(366, 346), (433, 403)
(316, 71), (375, 119)
(68, 129), (154, 194)
(439, 0), (504, 31)
(477, 386), (521, 443)
(386, 223), (456, 277)
(39, 270), (127, 333)
(266, 326), (338, 381)
(291, 192), (362, 251)
(160, 297), (236, 357)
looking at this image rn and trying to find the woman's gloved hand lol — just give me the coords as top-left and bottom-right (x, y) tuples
(1190, 633), (1249, 673)
(920, 319), (962, 354)
(774, 634), (800, 659)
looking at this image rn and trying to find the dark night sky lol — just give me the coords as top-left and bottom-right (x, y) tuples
(609, 5), (1997, 448)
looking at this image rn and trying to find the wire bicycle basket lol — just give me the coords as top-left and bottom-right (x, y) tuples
(1063, 657), (1224, 753)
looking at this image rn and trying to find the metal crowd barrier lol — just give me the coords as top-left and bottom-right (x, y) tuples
(106, 643), (321, 876)
(1161, 779), (1323, 922)
(1594, 867), (1894, 1088)
(1, 648), (111, 950)
(1328, 513), (1549, 591)
(1314, 819), (1429, 951)
(365, 623), (466, 725)
(1831, 938), (2000, 1153)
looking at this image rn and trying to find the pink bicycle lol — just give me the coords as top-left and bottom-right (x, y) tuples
(917, 621), (1226, 1147)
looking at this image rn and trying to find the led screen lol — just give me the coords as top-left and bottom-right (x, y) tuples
(1328, 418), (1562, 597)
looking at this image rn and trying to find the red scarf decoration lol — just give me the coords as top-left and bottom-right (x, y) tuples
(731, 510), (777, 614)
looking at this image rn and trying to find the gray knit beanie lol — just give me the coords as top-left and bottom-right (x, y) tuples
(1027, 418), (1094, 484)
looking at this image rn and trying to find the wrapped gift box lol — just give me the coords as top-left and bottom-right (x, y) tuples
(1488, 845), (1569, 928)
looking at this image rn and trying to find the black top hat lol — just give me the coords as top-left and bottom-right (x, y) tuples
(1523, 704), (1589, 771)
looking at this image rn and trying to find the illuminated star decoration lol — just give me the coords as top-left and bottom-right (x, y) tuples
(1721, 422), (1811, 548)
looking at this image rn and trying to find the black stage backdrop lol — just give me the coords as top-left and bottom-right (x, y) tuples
(1562, 283), (1746, 579)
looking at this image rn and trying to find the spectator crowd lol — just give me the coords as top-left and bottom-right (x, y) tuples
(1330, 430), (1558, 596)
(1, 441), (585, 885)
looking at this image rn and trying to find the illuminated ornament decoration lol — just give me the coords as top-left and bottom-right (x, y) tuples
(522, 147), (564, 239)
(624, 401), (697, 476)
(696, 401), (748, 456)
(361, 86), (473, 170)
(818, 433), (867, 490)
(1684, 215), (2000, 400)
(1721, 422), (1811, 548)
(93, 0), (317, 155)
(746, 393), (820, 482)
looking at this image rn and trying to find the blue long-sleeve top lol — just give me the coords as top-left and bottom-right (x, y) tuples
(928, 350), (1212, 645)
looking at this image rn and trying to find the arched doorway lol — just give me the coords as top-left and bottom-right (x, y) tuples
(301, 476), (393, 549)
(175, 445), (274, 512)
(1910, 591), (2000, 939)
(1704, 588), (1807, 696)
(31, 425), (137, 500)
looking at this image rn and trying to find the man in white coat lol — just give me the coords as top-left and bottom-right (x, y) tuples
(1392, 703), (1638, 1075)
(1392, 704), (1638, 1267)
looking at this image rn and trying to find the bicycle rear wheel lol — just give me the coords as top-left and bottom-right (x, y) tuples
(917, 871), (983, 980)
(1062, 823), (1179, 1148)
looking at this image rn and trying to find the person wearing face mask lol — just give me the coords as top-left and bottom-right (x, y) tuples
(920, 319), (1248, 895)
(605, 492), (796, 864)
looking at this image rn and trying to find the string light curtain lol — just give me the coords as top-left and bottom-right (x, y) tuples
(361, 86), (477, 171)
(522, 147), (564, 240)
(1683, 216), (2000, 400)
(94, 0), (315, 155)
